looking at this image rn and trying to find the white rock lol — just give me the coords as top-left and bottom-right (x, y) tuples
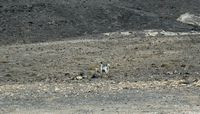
(177, 13), (200, 26)
(160, 30), (178, 36)
(103, 33), (110, 36)
(55, 87), (60, 92)
(76, 76), (83, 80)
(144, 30), (159, 37)
(166, 71), (173, 75)
(120, 31), (131, 36)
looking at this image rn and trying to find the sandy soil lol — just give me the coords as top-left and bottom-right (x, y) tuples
(1, 31), (200, 113)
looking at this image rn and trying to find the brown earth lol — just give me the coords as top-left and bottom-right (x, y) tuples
(1, 31), (200, 113)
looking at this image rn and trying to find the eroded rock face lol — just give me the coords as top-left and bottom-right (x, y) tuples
(177, 13), (200, 26)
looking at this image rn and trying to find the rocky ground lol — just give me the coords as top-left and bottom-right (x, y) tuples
(1, 31), (200, 113)
(1, 0), (200, 113)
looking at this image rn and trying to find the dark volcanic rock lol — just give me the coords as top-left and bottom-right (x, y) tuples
(0, 0), (200, 45)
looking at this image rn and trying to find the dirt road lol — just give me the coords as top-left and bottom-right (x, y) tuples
(4, 88), (200, 114)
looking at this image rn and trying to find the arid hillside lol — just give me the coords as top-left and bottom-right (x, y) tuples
(1, 0), (200, 45)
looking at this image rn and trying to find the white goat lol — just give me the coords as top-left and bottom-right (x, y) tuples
(100, 62), (110, 74)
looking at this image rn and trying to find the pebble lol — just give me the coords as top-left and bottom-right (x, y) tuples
(80, 72), (87, 78)
(166, 72), (173, 75)
(173, 70), (178, 74)
(55, 87), (60, 92)
(76, 76), (83, 80)
(195, 72), (199, 75)
(91, 74), (100, 79)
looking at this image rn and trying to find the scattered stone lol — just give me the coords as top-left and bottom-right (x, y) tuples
(91, 74), (99, 79)
(123, 87), (129, 90)
(185, 72), (190, 75)
(192, 79), (198, 83)
(160, 63), (172, 69)
(161, 64), (168, 68)
(173, 70), (178, 74)
(151, 63), (155, 66)
(76, 76), (83, 80)
(120, 31), (131, 36)
(79, 72), (87, 79)
(82, 75), (88, 79)
(5, 74), (11, 77)
(166, 72), (173, 75)
(79, 72), (84, 76)
(144, 30), (159, 37)
(181, 64), (186, 68)
(55, 87), (60, 92)
(103, 33), (110, 36)
(179, 80), (190, 85)
(101, 109), (105, 111)
(194, 80), (200, 87)
(0, 58), (8, 63)
(64, 73), (70, 76)
(134, 47), (138, 50)
(195, 72), (199, 75)
(187, 77), (198, 83)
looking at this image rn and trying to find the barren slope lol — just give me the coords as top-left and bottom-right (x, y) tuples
(1, 0), (200, 45)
